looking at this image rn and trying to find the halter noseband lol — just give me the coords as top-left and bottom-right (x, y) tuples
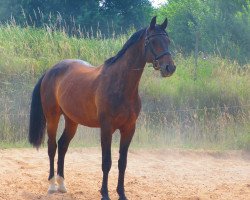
(145, 28), (171, 70)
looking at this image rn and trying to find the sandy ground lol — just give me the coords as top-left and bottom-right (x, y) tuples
(0, 148), (249, 200)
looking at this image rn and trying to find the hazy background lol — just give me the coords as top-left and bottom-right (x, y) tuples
(0, 0), (249, 149)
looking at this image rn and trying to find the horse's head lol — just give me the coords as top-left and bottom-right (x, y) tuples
(145, 16), (176, 77)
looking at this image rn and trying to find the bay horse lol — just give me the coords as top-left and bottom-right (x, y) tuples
(29, 16), (176, 200)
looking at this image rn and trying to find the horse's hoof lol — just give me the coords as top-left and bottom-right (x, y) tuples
(57, 184), (67, 193)
(48, 176), (57, 194)
(56, 175), (67, 193)
(47, 185), (58, 194)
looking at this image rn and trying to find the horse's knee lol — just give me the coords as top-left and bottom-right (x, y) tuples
(118, 158), (127, 172)
(102, 161), (112, 173)
(102, 154), (112, 173)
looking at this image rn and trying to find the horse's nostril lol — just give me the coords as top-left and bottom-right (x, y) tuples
(166, 65), (176, 73)
(165, 65), (170, 73)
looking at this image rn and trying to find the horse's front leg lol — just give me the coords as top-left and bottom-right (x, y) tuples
(117, 124), (135, 200)
(100, 122), (113, 200)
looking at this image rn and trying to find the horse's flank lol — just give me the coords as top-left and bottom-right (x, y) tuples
(41, 59), (102, 127)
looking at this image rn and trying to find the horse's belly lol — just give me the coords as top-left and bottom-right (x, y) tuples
(62, 107), (100, 127)
(78, 117), (100, 128)
(77, 111), (100, 127)
(58, 91), (100, 127)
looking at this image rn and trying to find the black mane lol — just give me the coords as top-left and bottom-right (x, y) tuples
(104, 28), (146, 66)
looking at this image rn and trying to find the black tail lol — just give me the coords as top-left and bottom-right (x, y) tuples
(29, 74), (46, 148)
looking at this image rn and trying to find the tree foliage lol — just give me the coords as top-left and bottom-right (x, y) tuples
(0, 0), (153, 35)
(0, 0), (249, 63)
(157, 0), (250, 63)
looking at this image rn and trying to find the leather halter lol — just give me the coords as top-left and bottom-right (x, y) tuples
(145, 28), (171, 70)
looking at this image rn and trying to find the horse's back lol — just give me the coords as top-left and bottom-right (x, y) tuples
(42, 59), (96, 81)
(41, 59), (101, 126)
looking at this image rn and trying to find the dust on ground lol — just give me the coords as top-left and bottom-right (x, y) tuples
(0, 148), (249, 200)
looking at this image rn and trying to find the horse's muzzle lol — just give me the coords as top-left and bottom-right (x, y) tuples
(161, 64), (176, 77)
(166, 64), (176, 74)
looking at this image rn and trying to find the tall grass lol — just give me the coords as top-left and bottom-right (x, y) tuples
(0, 24), (249, 149)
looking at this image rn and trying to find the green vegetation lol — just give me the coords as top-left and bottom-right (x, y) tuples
(1, 0), (249, 64)
(157, 0), (250, 64)
(0, 0), (152, 35)
(0, 25), (249, 150)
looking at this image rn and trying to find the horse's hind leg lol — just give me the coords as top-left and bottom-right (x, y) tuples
(47, 116), (60, 194)
(57, 115), (78, 193)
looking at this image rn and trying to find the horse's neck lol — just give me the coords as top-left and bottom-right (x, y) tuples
(112, 41), (146, 98)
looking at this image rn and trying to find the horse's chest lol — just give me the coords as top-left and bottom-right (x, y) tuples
(111, 108), (136, 128)
(109, 100), (139, 127)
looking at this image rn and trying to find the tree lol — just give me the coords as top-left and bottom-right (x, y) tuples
(157, 0), (250, 63)
(0, 0), (153, 36)
(100, 0), (153, 32)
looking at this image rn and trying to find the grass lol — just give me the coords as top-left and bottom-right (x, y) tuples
(0, 24), (249, 150)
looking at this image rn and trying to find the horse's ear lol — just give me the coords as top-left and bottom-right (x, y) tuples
(160, 17), (168, 30)
(150, 16), (157, 29)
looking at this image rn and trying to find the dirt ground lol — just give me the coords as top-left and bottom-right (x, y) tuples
(0, 148), (249, 200)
